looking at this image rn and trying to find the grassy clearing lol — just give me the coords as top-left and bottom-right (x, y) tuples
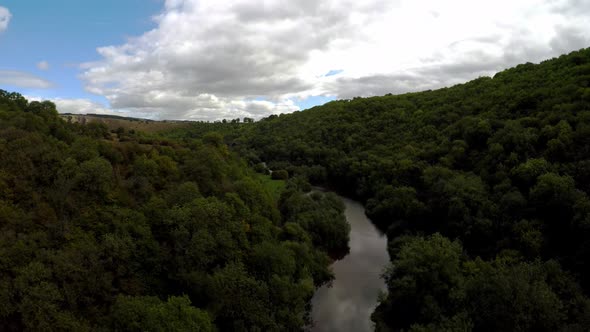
(254, 173), (285, 201)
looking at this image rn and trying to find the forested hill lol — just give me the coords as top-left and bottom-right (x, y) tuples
(0, 91), (350, 330)
(3, 46), (590, 331)
(227, 48), (590, 330)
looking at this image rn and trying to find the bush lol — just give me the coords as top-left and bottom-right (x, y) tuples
(271, 170), (289, 180)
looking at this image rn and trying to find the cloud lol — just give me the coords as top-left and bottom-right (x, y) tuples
(107, 91), (298, 121)
(51, 98), (113, 115)
(25, 95), (122, 117)
(81, 0), (398, 120)
(0, 7), (10, 32)
(551, 0), (590, 16)
(550, 25), (590, 55)
(0, 70), (54, 89)
(81, 0), (590, 120)
(37, 61), (50, 71)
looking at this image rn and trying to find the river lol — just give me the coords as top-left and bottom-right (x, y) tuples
(310, 196), (390, 331)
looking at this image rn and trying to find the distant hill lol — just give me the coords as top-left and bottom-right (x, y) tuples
(60, 113), (192, 132)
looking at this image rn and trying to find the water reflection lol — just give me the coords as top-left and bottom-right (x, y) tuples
(310, 197), (390, 332)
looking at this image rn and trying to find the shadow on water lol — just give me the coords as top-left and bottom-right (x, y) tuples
(309, 196), (390, 332)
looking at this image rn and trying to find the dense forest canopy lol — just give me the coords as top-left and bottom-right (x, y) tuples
(170, 48), (590, 330)
(0, 90), (349, 330)
(3, 47), (590, 331)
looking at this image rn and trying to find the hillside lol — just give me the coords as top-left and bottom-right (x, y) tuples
(0, 91), (349, 330)
(219, 48), (590, 330)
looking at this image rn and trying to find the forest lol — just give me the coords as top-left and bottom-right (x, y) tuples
(0, 91), (349, 330)
(2, 47), (590, 331)
(174, 48), (590, 331)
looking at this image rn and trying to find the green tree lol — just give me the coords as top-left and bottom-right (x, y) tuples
(111, 295), (213, 332)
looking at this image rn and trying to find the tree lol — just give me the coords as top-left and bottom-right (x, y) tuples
(111, 295), (213, 332)
(75, 157), (113, 196)
(271, 170), (289, 180)
(373, 234), (464, 330)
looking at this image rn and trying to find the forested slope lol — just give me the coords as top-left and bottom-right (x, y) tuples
(231, 48), (590, 330)
(4, 46), (590, 331)
(0, 91), (349, 331)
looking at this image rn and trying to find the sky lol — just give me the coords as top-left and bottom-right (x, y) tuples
(0, 0), (589, 121)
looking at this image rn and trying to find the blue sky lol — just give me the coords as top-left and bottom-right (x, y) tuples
(0, 0), (161, 103)
(0, 0), (588, 120)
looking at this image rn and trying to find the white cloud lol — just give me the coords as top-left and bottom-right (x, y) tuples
(0, 70), (54, 89)
(37, 61), (50, 71)
(25, 95), (122, 117)
(50, 98), (113, 115)
(0, 7), (10, 32)
(81, 0), (590, 120)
